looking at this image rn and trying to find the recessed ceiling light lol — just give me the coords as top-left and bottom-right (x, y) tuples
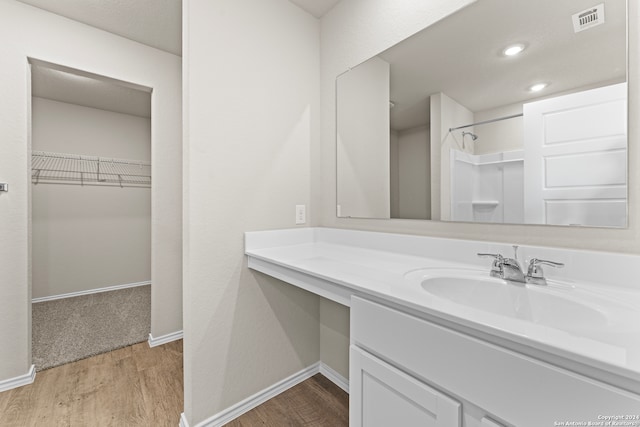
(529, 83), (548, 92)
(503, 44), (525, 57)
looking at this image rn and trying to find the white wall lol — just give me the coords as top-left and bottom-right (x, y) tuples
(474, 103), (524, 155)
(336, 56), (390, 218)
(31, 98), (151, 298)
(317, 0), (640, 383)
(0, 0), (182, 384)
(397, 125), (430, 219)
(431, 92), (474, 221)
(319, 297), (350, 381)
(183, 0), (320, 424)
(390, 130), (399, 218)
(32, 98), (151, 159)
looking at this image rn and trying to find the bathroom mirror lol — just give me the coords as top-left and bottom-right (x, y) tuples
(336, 0), (627, 227)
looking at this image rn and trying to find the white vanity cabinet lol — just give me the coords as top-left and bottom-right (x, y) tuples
(245, 228), (640, 426)
(350, 345), (462, 426)
(350, 296), (640, 427)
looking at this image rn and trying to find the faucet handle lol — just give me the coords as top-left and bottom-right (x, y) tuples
(478, 253), (504, 277)
(527, 258), (564, 274)
(478, 253), (504, 262)
(526, 258), (564, 285)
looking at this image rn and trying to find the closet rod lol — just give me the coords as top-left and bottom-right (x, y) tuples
(449, 113), (523, 132)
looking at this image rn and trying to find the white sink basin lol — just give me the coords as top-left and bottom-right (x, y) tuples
(403, 268), (639, 340)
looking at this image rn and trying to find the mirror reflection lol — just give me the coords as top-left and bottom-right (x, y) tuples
(336, 0), (627, 227)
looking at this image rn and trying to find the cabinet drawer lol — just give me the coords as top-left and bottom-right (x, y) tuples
(351, 296), (640, 427)
(350, 345), (461, 427)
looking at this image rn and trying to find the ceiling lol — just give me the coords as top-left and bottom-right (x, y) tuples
(15, 0), (182, 56)
(373, 0), (626, 131)
(21, 0), (623, 130)
(14, 0), (341, 57)
(288, 0), (341, 18)
(31, 62), (152, 118)
(18, 0), (341, 117)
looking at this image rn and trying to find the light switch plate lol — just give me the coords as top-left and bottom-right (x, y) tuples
(295, 205), (306, 224)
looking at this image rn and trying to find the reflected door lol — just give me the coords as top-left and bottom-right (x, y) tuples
(523, 83), (627, 227)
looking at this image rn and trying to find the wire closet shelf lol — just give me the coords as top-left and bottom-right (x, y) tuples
(32, 151), (151, 188)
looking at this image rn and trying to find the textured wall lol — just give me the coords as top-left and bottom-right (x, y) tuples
(0, 0), (182, 383)
(337, 56), (390, 218)
(183, 0), (320, 424)
(396, 125), (430, 219)
(474, 103), (524, 155)
(319, 297), (350, 380)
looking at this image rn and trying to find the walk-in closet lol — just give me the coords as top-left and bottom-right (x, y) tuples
(30, 61), (152, 370)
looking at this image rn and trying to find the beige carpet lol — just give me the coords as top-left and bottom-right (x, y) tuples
(32, 285), (151, 371)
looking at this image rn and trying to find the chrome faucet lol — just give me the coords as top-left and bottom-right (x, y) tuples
(501, 257), (526, 283)
(477, 252), (504, 278)
(478, 245), (525, 283)
(478, 246), (564, 285)
(526, 258), (565, 286)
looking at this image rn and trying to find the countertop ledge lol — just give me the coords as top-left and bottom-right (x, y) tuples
(245, 227), (640, 395)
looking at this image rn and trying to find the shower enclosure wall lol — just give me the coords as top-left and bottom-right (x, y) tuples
(450, 149), (524, 224)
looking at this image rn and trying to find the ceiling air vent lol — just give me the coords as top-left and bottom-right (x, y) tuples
(572, 3), (605, 33)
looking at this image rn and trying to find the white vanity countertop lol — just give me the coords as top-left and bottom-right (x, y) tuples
(245, 227), (640, 392)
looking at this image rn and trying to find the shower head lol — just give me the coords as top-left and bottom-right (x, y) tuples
(462, 131), (478, 141)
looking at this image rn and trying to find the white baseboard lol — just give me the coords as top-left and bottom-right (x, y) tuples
(319, 361), (349, 393)
(178, 361), (349, 427)
(148, 330), (183, 348)
(32, 280), (151, 303)
(179, 412), (190, 427)
(0, 365), (36, 393)
(180, 363), (320, 427)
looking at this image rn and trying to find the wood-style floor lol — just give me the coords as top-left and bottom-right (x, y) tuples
(0, 340), (349, 427)
(0, 340), (184, 427)
(228, 374), (349, 426)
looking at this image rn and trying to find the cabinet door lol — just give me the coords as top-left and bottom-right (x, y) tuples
(481, 417), (506, 427)
(350, 345), (461, 427)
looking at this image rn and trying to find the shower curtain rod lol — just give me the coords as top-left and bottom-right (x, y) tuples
(449, 113), (523, 132)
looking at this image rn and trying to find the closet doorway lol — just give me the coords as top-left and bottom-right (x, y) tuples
(29, 60), (153, 370)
